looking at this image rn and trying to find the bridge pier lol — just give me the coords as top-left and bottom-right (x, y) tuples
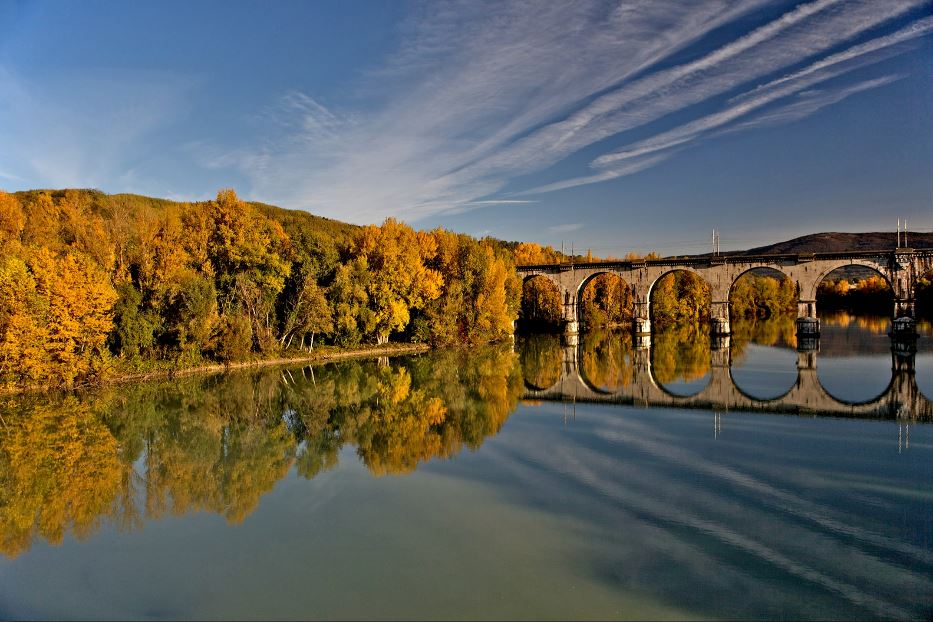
(710, 336), (731, 368)
(710, 300), (730, 335)
(891, 299), (917, 340)
(633, 300), (651, 336)
(562, 289), (579, 337)
(796, 348), (817, 372)
(796, 299), (820, 337)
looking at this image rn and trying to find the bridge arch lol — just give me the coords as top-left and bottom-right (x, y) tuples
(575, 271), (634, 331)
(647, 268), (713, 328)
(804, 259), (894, 303)
(728, 267), (795, 320)
(577, 330), (635, 393)
(728, 368), (797, 405)
(519, 274), (564, 330)
(518, 334), (564, 392)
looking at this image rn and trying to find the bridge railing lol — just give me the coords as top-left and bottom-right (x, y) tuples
(516, 248), (931, 272)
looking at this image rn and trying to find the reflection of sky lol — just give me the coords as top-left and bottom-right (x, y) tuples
(916, 349), (933, 402)
(817, 355), (896, 404)
(655, 372), (711, 397)
(730, 343), (798, 400)
(3, 402), (928, 619)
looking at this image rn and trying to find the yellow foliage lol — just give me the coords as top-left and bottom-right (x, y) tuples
(0, 398), (123, 558)
(0, 249), (117, 387)
(0, 191), (25, 244)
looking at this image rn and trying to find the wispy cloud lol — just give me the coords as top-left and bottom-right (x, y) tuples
(522, 13), (933, 194)
(464, 200), (538, 206)
(208, 0), (929, 222)
(548, 223), (585, 234)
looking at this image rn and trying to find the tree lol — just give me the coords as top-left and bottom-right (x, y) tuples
(0, 191), (24, 244)
(651, 271), (710, 328)
(162, 270), (217, 359)
(417, 231), (516, 345)
(520, 277), (562, 329)
(342, 219), (443, 344)
(110, 283), (158, 359)
(26, 249), (118, 385)
(280, 273), (333, 350)
(581, 274), (633, 328)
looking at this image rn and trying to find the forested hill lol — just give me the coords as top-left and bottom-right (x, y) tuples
(741, 231), (933, 255)
(12, 188), (361, 244)
(0, 187), (523, 390)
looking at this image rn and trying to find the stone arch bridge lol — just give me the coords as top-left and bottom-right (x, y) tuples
(524, 343), (933, 421)
(517, 248), (933, 337)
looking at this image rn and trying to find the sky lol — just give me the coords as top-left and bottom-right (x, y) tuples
(1, 0), (931, 256)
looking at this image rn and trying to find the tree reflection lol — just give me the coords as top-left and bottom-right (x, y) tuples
(580, 329), (634, 390)
(0, 396), (123, 557)
(819, 311), (890, 333)
(0, 345), (522, 557)
(518, 334), (563, 390)
(651, 324), (711, 384)
(729, 314), (798, 361)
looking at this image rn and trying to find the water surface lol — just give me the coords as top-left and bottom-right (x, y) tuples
(0, 316), (931, 620)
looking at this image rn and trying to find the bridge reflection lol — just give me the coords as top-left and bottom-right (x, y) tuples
(521, 333), (932, 421)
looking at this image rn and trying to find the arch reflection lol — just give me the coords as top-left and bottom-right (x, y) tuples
(520, 323), (933, 422)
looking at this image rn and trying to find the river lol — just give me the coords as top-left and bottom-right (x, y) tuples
(0, 314), (931, 620)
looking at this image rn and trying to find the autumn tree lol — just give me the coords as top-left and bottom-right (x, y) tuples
(414, 231), (516, 345)
(513, 241), (563, 265)
(520, 276), (562, 330)
(205, 190), (291, 352)
(280, 274), (333, 350)
(650, 271), (711, 328)
(581, 274), (633, 328)
(730, 272), (796, 319)
(335, 219), (443, 345)
(0, 191), (24, 245)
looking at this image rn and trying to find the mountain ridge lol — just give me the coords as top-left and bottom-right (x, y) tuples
(738, 231), (933, 255)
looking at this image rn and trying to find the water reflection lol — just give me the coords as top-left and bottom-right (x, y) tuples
(522, 316), (933, 419)
(1, 320), (931, 620)
(0, 346), (522, 558)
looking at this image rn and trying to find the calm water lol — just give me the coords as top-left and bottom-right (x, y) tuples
(1, 315), (932, 620)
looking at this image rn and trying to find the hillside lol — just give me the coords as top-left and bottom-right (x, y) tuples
(12, 188), (361, 244)
(741, 231), (933, 255)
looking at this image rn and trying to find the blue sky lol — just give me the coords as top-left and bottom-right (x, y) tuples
(1, 1), (931, 255)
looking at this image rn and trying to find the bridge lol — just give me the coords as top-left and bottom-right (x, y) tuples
(523, 341), (933, 421)
(516, 248), (933, 338)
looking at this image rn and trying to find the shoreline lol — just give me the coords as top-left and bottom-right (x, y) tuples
(107, 343), (434, 386)
(4, 343), (434, 396)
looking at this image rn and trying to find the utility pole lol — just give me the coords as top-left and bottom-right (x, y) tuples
(905, 218), (908, 248)
(897, 219), (901, 248)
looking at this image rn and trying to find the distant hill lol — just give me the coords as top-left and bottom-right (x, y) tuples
(740, 232), (933, 255)
(12, 188), (361, 244)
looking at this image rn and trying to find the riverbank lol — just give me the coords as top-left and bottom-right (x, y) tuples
(2, 342), (434, 396)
